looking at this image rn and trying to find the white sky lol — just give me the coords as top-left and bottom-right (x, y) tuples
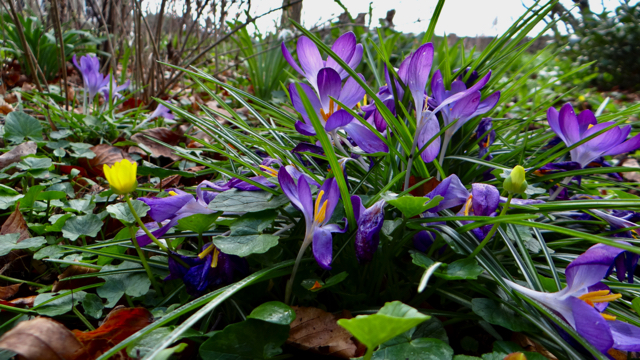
(245, 0), (638, 37)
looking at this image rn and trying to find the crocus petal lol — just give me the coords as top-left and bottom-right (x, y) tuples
(350, 195), (366, 223)
(471, 183), (499, 216)
(407, 43), (434, 119)
(547, 107), (565, 144)
(297, 175), (314, 225)
(138, 190), (193, 222)
(346, 44), (364, 74)
(413, 230), (437, 252)
(604, 133), (640, 156)
(136, 217), (179, 247)
(297, 36), (324, 89)
(317, 68), (342, 110)
(289, 82), (322, 124)
(278, 166), (304, 214)
(565, 243), (627, 292)
(609, 320), (640, 351)
(577, 109), (597, 134)
(325, 109), (354, 132)
(295, 121), (317, 136)
(338, 74), (366, 109)
(448, 91), (481, 131)
(354, 199), (385, 263)
(166, 251), (202, 281)
(471, 91), (500, 119)
(284, 164), (321, 187)
(426, 174), (469, 212)
(325, 32), (356, 78)
(558, 103), (580, 146)
(318, 177), (339, 224)
(430, 70), (446, 105)
(281, 42), (303, 75)
(344, 122), (389, 153)
(430, 71), (492, 118)
(569, 297), (614, 353)
(196, 180), (220, 205)
(505, 279), (576, 327)
(417, 116), (441, 163)
(313, 227), (333, 270)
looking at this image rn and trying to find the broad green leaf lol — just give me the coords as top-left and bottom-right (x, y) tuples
(208, 189), (289, 213)
(230, 210), (277, 236)
(36, 191), (67, 201)
(107, 200), (150, 226)
(338, 301), (430, 360)
(632, 297), (640, 315)
(46, 214), (73, 232)
(64, 198), (96, 214)
(4, 111), (42, 142)
(16, 156), (53, 170)
(199, 319), (290, 359)
(62, 214), (103, 241)
(18, 185), (45, 209)
(176, 213), (220, 234)
(0, 185), (19, 195)
(471, 298), (536, 332)
(33, 245), (65, 260)
(126, 327), (201, 358)
(69, 143), (95, 158)
(0, 195), (23, 210)
(367, 338), (453, 360)
(96, 261), (151, 307)
(212, 234), (279, 257)
(0, 234), (46, 256)
(82, 293), (104, 319)
(387, 195), (442, 218)
(247, 301), (295, 326)
(34, 290), (87, 316)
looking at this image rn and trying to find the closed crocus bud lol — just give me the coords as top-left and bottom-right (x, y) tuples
(504, 165), (528, 194)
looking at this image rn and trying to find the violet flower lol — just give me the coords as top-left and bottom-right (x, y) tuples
(547, 103), (640, 168)
(166, 243), (247, 296)
(476, 118), (496, 160)
(458, 183), (500, 240)
(98, 74), (130, 101)
(351, 196), (385, 263)
(72, 55), (105, 100)
(591, 209), (640, 283)
(506, 244), (640, 355)
(281, 32), (363, 95)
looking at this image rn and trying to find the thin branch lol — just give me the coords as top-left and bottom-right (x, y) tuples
(50, 0), (69, 110)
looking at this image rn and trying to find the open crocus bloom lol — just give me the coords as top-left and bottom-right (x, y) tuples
(281, 32), (363, 94)
(289, 68), (388, 153)
(547, 103), (640, 168)
(98, 74), (130, 101)
(351, 196), (385, 263)
(506, 244), (640, 354)
(458, 183), (500, 240)
(166, 243), (247, 296)
(591, 209), (639, 283)
(278, 167), (346, 269)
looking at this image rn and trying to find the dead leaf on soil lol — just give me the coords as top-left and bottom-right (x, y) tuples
(0, 317), (84, 360)
(0, 141), (37, 170)
(52, 265), (101, 292)
(512, 333), (557, 360)
(287, 306), (363, 358)
(0, 284), (21, 300)
(0, 99), (13, 115)
(78, 144), (133, 178)
(129, 128), (185, 161)
(4, 93), (18, 104)
(0, 204), (31, 242)
(620, 158), (640, 182)
(8, 295), (36, 308)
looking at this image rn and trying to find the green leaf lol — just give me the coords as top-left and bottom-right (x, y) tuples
(69, 143), (95, 158)
(137, 162), (196, 179)
(387, 195), (443, 218)
(96, 261), (151, 307)
(338, 301), (430, 360)
(36, 191), (67, 201)
(34, 290), (87, 316)
(176, 213), (220, 234)
(64, 198), (96, 214)
(208, 189), (289, 213)
(33, 245), (65, 260)
(411, 252), (483, 281)
(107, 200), (150, 226)
(4, 111), (42, 142)
(492, 341), (547, 360)
(18, 185), (45, 209)
(126, 327), (201, 359)
(62, 214), (103, 241)
(453, 356), (481, 360)
(367, 338), (453, 360)
(471, 298), (536, 332)
(199, 319), (290, 359)
(46, 214), (73, 232)
(81, 293), (104, 319)
(16, 156), (53, 170)
(0, 234), (46, 256)
(230, 211), (276, 236)
(632, 297), (640, 315)
(247, 301), (295, 326)
(0, 185), (19, 196)
(0, 195), (23, 210)
(212, 234), (279, 257)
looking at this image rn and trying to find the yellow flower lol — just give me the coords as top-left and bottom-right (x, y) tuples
(103, 159), (138, 194)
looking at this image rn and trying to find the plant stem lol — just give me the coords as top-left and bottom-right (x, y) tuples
(285, 234), (312, 305)
(469, 194), (513, 258)
(125, 195), (169, 252)
(129, 226), (163, 297)
(72, 305), (95, 331)
(0, 274), (46, 288)
(548, 176), (572, 201)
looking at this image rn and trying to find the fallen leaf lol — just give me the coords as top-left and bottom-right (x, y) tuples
(52, 265), (101, 292)
(620, 158), (640, 182)
(0, 284), (21, 300)
(0, 141), (37, 169)
(155, 174), (181, 189)
(512, 333), (557, 360)
(73, 307), (154, 359)
(0, 99), (13, 115)
(21, 82), (35, 92)
(129, 128), (185, 161)
(9, 295), (36, 307)
(0, 204), (31, 242)
(0, 317), (85, 360)
(4, 93), (18, 104)
(287, 306), (362, 358)
(78, 144), (133, 178)
(608, 349), (627, 360)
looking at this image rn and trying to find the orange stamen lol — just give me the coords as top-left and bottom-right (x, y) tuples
(464, 195), (474, 216)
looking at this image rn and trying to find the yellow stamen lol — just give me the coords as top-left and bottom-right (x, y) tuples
(578, 290), (622, 321)
(168, 191), (178, 196)
(320, 108), (329, 121)
(485, 133), (491, 147)
(601, 313), (617, 321)
(198, 245), (215, 259)
(211, 248), (220, 268)
(314, 190), (325, 218)
(464, 195), (473, 216)
(259, 165), (278, 177)
(315, 200), (329, 224)
(588, 124), (594, 129)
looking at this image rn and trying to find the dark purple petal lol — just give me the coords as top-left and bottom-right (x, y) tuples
(426, 174), (469, 213)
(471, 183), (499, 217)
(325, 32), (356, 78)
(325, 109), (354, 132)
(166, 251), (202, 281)
(317, 68), (342, 110)
(407, 43), (434, 118)
(471, 91), (500, 118)
(183, 255), (213, 295)
(313, 227), (333, 270)
(501, 197), (545, 205)
(288, 82), (322, 124)
(295, 121), (317, 136)
(539, 161), (583, 172)
(281, 41), (303, 75)
(138, 190), (193, 222)
(344, 122), (389, 153)
(568, 297), (614, 353)
(609, 319), (640, 351)
(417, 117), (441, 163)
(565, 244), (627, 290)
(354, 199), (385, 263)
(350, 195), (365, 223)
(232, 176), (277, 191)
(292, 142), (324, 156)
(430, 70), (446, 106)
(413, 230), (437, 252)
(577, 109), (597, 133)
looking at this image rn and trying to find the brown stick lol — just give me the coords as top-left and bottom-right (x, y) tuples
(50, 0), (69, 111)
(89, 0), (116, 72)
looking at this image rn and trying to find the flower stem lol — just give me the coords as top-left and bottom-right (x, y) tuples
(125, 195), (169, 252)
(548, 176), (572, 201)
(285, 234), (312, 305)
(128, 226), (163, 296)
(469, 194), (512, 258)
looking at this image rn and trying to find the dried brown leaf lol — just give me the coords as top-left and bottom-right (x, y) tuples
(52, 265), (101, 292)
(287, 306), (360, 358)
(0, 204), (31, 242)
(8, 295), (36, 308)
(0, 284), (21, 300)
(0, 141), (37, 170)
(0, 317), (84, 360)
(0, 99), (13, 115)
(621, 158), (640, 182)
(78, 144), (133, 178)
(129, 128), (185, 161)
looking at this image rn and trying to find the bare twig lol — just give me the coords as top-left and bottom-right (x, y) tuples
(89, 0), (116, 71)
(50, 0), (69, 110)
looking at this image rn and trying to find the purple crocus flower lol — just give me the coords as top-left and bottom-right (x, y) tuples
(547, 103), (640, 168)
(289, 68), (388, 153)
(147, 104), (175, 121)
(458, 183), (500, 240)
(429, 70), (500, 163)
(351, 196), (385, 263)
(507, 244), (640, 355)
(278, 167), (346, 270)
(72, 55), (105, 100)
(476, 118), (496, 160)
(166, 243), (247, 296)
(98, 74), (130, 100)
(281, 32), (363, 95)
(591, 209), (640, 283)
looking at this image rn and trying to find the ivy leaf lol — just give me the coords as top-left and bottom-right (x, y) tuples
(387, 195), (443, 218)
(212, 234), (279, 257)
(208, 189), (289, 213)
(106, 200), (150, 226)
(96, 261), (151, 307)
(338, 301), (430, 360)
(4, 111), (43, 143)
(176, 213), (219, 234)
(0, 234), (46, 256)
(471, 298), (536, 332)
(61, 215), (103, 241)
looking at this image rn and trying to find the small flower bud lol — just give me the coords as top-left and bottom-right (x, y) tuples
(504, 165), (528, 194)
